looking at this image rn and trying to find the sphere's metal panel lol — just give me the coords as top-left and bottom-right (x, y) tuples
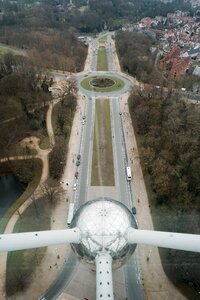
(71, 198), (137, 268)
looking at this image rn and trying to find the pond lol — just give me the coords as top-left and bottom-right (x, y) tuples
(0, 174), (26, 218)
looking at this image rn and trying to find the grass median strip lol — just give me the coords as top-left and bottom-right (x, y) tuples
(91, 98), (115, 186)
(97, 47), (108, 71)
(99, 35), (107, 43)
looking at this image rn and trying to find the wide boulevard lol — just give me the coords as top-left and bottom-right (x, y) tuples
(39, 33), (144, 300)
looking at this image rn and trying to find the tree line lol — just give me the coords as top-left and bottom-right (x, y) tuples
(71, 0), (191, 31)
(49, 79), (78, 180)
(0, 0), (192, 33)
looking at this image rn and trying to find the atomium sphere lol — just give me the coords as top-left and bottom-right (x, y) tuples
(70, 197), (137, 269)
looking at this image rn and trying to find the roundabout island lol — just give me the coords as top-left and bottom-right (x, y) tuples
(80, 75), (125, 93)
(77, 72), (133, 96)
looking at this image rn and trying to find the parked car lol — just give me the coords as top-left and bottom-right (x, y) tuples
(76, 160), (80, 166)
(73, 183), (77, 191)
(75, 171), (79, 178)
(132, 206), (136, 214)
(77, 154), (81, 160)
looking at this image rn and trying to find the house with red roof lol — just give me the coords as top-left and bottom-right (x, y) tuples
(160, 45), (181, 69)
(169, 56), (191, 78)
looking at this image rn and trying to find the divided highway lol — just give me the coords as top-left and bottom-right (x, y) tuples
(40, 33), (144, 300)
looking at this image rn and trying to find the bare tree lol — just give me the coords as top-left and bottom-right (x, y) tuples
(40, 180), (59, 206)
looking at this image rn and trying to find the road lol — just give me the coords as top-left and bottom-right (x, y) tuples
(39, 33), (144, 300)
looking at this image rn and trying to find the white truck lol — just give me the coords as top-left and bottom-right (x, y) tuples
(126, 166), (132, 181)
(67, 203), (75, 226)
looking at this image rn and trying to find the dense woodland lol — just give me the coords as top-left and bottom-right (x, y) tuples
(129, 88), (200, 207)
(72, 0), (191, 31)
(129, 87), (200, 296)
(0, 54), (51, 160)
(0, 0), (192, 34)
(116, 31), (160, 84)
(0, 27), (87, 71)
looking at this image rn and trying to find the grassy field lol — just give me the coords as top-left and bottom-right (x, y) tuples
(81, 75), (125, 92)
(91, 98), (115, 186)
(6, 195), (51, 296)
(0, 44), (26, 59)
(79, 5), (88, 13)
(39, 136), (51, 149)
(0, 48), (7, 57)
(97, 47), (108, 71)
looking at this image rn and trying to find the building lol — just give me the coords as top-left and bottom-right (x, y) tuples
(169, 56), (191, 78)
(160, 45), (181, 69)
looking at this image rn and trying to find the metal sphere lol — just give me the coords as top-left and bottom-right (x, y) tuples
(70, 198), (137, 268)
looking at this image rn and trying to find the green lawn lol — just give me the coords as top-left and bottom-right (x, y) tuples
(80, 75), (125, 92)
(97, 47), (108, 71)
(6, 195), (51, 296)
(79, 5), (88, 13)
(91, 98), (115, 186)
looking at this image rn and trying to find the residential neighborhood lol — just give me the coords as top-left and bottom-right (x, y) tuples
(122, 5), (200, 92)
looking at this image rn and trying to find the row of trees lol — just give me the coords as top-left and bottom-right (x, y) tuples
(49, 79), (78, 179)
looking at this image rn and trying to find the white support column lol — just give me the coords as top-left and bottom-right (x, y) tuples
(0, 228), (81, 252)
(95, 253), (114, 300)
(126, 228), (200, 253)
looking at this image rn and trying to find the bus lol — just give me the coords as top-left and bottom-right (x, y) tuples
(67, 203), (75, 226)
(126, 166), (132, 181)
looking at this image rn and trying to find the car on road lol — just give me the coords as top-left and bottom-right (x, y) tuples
(76, 160), (81, 166)
(73, 183), (77, 191)
(132, 206), (136, 214)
